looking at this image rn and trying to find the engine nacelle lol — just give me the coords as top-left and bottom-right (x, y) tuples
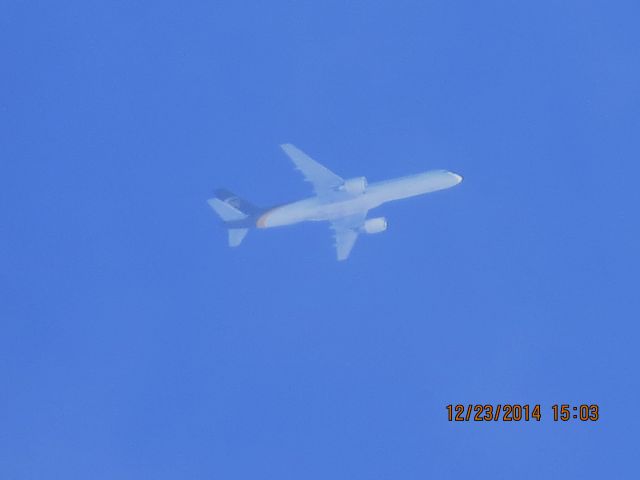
(361, 217), (387, 234)
(339, 176), (368, 195)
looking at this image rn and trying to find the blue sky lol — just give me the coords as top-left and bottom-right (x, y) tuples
(2, 1), (639, 478)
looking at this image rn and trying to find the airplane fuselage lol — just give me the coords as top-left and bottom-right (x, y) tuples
(256, 169), (462, 229)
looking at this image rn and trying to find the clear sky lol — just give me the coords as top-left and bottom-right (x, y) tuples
(2, 1), (639, 478)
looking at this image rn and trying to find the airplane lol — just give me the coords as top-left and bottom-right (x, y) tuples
(208, 144), (462, 261)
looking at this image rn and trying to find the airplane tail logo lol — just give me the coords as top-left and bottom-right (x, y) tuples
(207, 189), (261, 247)
(213, 189), (261, 216)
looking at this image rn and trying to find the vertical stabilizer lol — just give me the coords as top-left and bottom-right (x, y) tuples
(228, 228), (249, 247)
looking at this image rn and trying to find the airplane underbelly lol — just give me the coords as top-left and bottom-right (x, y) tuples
(257, 204), (309, 228)
(257, 195), (379, 228)
(313, 202), (361, 220)
(311, 195), (380, 220)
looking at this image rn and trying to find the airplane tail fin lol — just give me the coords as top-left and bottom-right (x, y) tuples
(207, 189), (256, 219)
(207, 197), (247, 222)
(207, 189), (260, 247)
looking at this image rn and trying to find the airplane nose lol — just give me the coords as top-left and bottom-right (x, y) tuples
(451, 173), (463, 184)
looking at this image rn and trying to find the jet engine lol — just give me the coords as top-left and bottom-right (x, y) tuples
(339, 176), (368, 195)
(361, 217), (387, 234)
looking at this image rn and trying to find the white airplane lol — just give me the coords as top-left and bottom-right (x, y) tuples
(208, 144), (463, 260)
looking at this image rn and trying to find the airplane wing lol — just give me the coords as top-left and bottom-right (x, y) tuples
(330, 212), (367, 261)
(280, 143), (344, 195)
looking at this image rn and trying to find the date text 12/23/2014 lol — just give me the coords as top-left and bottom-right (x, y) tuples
(446, 404), (599, 422)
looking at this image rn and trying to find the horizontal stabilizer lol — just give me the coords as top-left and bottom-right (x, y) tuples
(214, 189), (261, 216)
(228, 228), (249, 247)
(207, 198), (247, 222)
